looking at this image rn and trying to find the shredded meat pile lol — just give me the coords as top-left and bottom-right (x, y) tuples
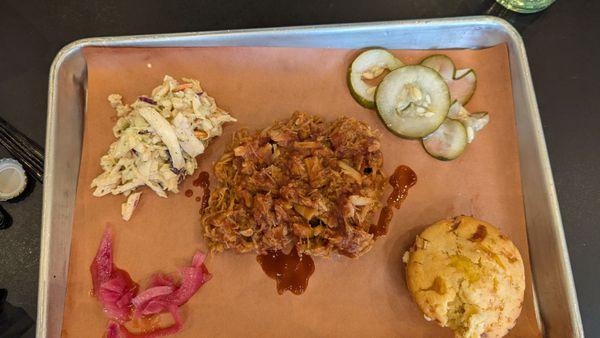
(201, 112), (386, 258)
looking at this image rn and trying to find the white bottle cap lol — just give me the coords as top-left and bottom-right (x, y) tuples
(0, 158), (27, 201)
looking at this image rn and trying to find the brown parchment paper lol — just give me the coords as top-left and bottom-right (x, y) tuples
(61, 45), (541, 338)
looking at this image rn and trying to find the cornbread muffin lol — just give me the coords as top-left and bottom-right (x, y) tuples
(404, 216), (525, 338)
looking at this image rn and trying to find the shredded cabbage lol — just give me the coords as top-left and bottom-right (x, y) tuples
(91, 75), (236, 220)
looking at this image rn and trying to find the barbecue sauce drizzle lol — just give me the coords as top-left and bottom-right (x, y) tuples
(257, 247), (315, 295)
(372, 165), (417, 238)
(193, 171), (210, 214)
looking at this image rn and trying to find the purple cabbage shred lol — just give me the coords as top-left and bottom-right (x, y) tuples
(139, 96), (157, 105)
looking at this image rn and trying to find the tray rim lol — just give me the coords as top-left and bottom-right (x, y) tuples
(40, 15), (583, 337)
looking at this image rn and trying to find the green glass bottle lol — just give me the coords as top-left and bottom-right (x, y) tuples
(496, 0), (555, 13)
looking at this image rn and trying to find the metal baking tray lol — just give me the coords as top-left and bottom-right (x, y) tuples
(39, 16), (583, 337)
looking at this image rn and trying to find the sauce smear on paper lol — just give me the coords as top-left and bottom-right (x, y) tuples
(193, 171), (209, 187)
(128, 315), (161, 334)
(387, 165), (417, 208)
(257, 247), (315, 295)
(194, 171), (210, 213)
(372, 165), (417, 238)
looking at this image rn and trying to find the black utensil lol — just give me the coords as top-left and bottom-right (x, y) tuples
(0, 116), (44, 183)
(0, 205), (13, 229)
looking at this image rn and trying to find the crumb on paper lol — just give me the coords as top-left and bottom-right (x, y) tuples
(402, 251), (410, 264)
(121, 192), (142, 221)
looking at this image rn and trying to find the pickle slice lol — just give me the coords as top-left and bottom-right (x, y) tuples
(422, 119), (468, 160)
(421, 54), (477, 105)
(447, 101), (490, 143)
(375, 65), (450, 139)
(348, 49), (404, 109)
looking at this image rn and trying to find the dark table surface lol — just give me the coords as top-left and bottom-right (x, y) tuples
(0, 0), (598, 336)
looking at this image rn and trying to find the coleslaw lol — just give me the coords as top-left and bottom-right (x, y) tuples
(91, 75), (236, 220)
